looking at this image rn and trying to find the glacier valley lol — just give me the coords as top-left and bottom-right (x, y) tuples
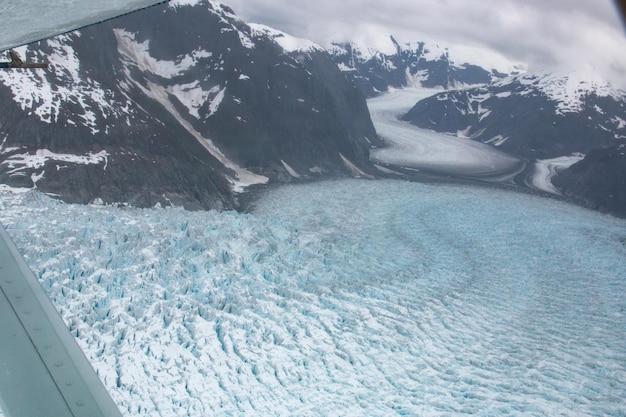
(1, 180), (626, 416)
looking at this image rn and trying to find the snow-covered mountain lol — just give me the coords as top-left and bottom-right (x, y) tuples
(401, 71), (626, 159)
(0, 0), (379, 210)
(328, 35), (523, 97)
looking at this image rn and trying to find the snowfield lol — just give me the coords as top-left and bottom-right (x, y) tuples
(1, 180), (626, 416)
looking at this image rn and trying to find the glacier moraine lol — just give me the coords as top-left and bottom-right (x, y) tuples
(1, 179), (625, 416)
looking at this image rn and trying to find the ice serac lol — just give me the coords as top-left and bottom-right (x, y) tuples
(0, 0), (379, 210)
(1, 181), (626, 416)
(401, 71), (626, 159)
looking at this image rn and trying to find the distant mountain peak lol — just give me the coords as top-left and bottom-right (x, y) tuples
(327, 33), (524, 96)
(249, 24), (324, 54)
(499, 70), (625, 115)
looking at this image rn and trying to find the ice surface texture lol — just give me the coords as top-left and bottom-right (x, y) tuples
(1, 180), (626, 416)
(369, 89), (521, 177)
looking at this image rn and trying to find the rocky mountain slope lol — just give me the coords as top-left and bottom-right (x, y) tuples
(0, 0), (379, 210)
(552, 144), (626, 217)
(401, 71), (626, 160)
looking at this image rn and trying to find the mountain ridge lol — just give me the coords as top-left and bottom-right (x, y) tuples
(327, 34), (523, 97)
(0, 0), (379, 210)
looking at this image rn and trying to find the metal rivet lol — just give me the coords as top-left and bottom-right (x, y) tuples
(54, 361), (63, 367)
(76, 400), (85, 407)
(65, 380), (74, 387)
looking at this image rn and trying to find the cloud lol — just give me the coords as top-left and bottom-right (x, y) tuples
(223, 0), (626, 87)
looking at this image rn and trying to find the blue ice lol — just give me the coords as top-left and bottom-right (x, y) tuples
(1, 179), (625, 416)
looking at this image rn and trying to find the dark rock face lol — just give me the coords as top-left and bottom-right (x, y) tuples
(401, 73), (626, 160)
(328, 37), (509, 97)
(0, 1), (379, 210)
(552, 144), (626, 218)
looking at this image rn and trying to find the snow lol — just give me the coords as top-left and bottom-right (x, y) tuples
(114, 29), (212, 78)
(332, 32), (524, 75)
(336, 62), (355, 72)
(504, 70), (625, 115)
(338, 153), (374, 179)
(1, 149), (108, 178)
(530, 154), (585, 194)
(484, 134), (508, 146)
(167, 81), (212, 119)
(280, 160), (301, 178)
(1, 180), (626, 416)
(612, 116), (626, 129)
(0, 36), (127, 133)
(250, 24), (324, 54)
(168, 0), (202, 8)
(114, 27), (268, 191)
(368, 89), (521, 177)
(405, 68), (431, 88)
(420, 43), (446, 62)
(0, 184), (32, 193)
(207, 87), (226, 117)
(127, 77), (267, 192)
(344, 33), (398, 61)
(444, 42), (526, 74)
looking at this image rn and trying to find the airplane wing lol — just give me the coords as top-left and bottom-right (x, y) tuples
(0, 226), (123, 417)
(0, 0), (166, 51)
(0, 3), (168, 416)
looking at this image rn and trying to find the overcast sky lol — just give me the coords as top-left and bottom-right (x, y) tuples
(222, 0), (626, 87)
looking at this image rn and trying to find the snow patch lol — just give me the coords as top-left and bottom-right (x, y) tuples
(484, 135), (508, 146)
(207, 87), (226, 117)
(168, 0), (202, 8)
(612, 116), (626, 129)
(530, 154), (585, 194)
(114, 29), (211, 78)
(1, 149), (109, 175)
(339, 153), (373, 179)
(344, 33), (399, 61)
(119, 63), (267, 191)
(507, 70), (624, 115)
(337, 62), (356, 72)
(250, 24), (324, 54)
(168, 81), (211, 119)
(0, 38), (126, 133)
(280, 160), (301, 178)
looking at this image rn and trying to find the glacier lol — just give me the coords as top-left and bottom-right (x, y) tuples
(368, 89), (523, 178)
(1, 179), (626, 416)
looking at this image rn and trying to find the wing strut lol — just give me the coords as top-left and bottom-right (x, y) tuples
(0, 49), (47, 69)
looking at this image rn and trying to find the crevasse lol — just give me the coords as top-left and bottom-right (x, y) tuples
(1, 179), (625, 416)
